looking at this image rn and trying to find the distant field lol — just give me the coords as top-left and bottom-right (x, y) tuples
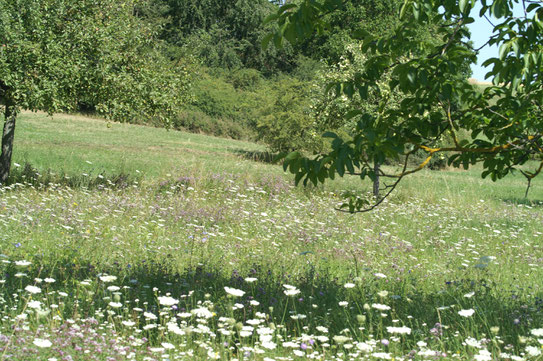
(0, 112), (542, 360)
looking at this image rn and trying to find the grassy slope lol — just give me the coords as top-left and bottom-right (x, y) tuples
(13, 111), (543, 201)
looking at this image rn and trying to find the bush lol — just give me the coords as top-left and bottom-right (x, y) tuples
(171, 109), (255, 140)
(227, 68), (262, 90)
(256, 77), (324, 152)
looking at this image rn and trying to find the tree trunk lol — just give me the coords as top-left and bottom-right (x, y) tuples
(373, 160), (380, 199)
(0, 100), (17, 184)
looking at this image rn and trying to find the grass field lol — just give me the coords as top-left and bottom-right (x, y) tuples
(0, 112), (542, 360)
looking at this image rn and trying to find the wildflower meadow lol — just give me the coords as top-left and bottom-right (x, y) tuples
(0, 113), (542, 360)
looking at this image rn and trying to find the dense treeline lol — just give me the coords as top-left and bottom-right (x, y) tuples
(67, 0), (448, 156)
(131, 0), (416, 153)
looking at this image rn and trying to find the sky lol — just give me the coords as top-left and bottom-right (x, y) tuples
(467, 1), (525, 81)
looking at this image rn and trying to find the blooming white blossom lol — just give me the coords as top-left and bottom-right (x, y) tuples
(25, 285), (41, 294)
(531, 328), (543, 337)
(27, 300), (42, 309)
(261, 341), (277, 349)
(371, 352), (392, 359)
(33, 338), (52, 348)
(526, 346), (541, 357)
(283, 284), (301, 296)
(339, 301), (349, 307)
(144, 312), (158, 320)
(158, 296), (179, 306)
(15, 260), (31, 267)
(108, 302), (122, 308)
(192, 307), (213, 319)
(233, 303), (244, 309)
(344, 283), (355, 288)
(357, 342), (374, 352)
(224, 286), (245, 297)
(386, 326), (411, 334)
(99, 275), (117, 283)
(465, 337), (482, 348)
(474, 349), (492, 361)
(245, 277), (258, 283)
(458, 309), (475, 317)
(371, 303), (391, 311)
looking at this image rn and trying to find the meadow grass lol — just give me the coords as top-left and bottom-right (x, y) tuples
(0, 112), (542, 360)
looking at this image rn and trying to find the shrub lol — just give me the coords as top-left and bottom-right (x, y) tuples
(256, 77), (323, 152)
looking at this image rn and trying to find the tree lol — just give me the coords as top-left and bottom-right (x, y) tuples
(154, 0), (296, 75)
(266, 0), (543, 212)
(0, 0), (190, 183)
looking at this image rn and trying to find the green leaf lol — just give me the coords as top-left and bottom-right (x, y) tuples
(499, 42), (510, 60)
(285, 151), (301, 161)
(400, 0), (411, 19)
(294, 171), (304, 185)
(273, 152), (288, 163)
(345, 109), (362, 120)
(352, 28), (370, 40)
(526, 3), (541, 13)
(278, 4), (298, 13)
(263, 13), (280, 25)
(273, 33), (283, 49)
(284, 25), (297, 44)
(261, 33), (273, 50)
(358, 85), (368, 99)
(459, 0), (470, 15)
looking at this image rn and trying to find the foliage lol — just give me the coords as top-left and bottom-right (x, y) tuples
(298, 0), (404, 64)
(0, 0), (189, 122)
(257, 76), (324, 152)
(172, 66), (326, 147)
(175, 67), (267, 140)
(155, 0), (296, 75)
(0, 0), (190, 182)
(268, 0), (543, 212)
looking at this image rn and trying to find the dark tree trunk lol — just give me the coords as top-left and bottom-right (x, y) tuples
(373, 160), (380, 199)
(0, 99), (17, 184)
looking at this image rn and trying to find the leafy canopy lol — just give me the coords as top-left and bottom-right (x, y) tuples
(266, 0), (543, 212)
(0, 0), (189, 123)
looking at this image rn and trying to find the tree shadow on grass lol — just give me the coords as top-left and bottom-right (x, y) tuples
(501, 196), (543, 208)
(2, 252), (541, 351)
(5, 162), (137, 190)
(232, 149), (279, 164)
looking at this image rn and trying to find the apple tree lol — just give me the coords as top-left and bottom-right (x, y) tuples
(0, 0), (190, 183)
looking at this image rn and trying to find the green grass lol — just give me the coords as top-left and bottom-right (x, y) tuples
(0, 112), (542, 360)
